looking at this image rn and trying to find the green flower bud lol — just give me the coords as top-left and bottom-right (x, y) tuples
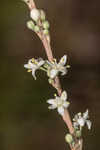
(40, 10), (46, 21)
(34, 25), (40, 32)
(43, 29), (49, 35)
(75, 130), (82, 138)
(48, 79), (54, 84)
(43, 21), (50, 29)
(65, 134), (73, 144)
(27, 20), (35, 30)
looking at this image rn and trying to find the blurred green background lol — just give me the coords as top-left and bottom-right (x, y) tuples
(0, 0), (99, 149)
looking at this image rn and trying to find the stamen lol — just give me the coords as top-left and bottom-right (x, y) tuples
(67, 65), (70, 68)
(54, 93), (57, 97)
(27, 69), (32, 72)
(31, 58), (35, 63)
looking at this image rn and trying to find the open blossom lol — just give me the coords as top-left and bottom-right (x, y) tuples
(24, 58), (45, 80)
(73, 110), (92, 130)
(47, 91), (70, 116)
(46, 55), (68, 79)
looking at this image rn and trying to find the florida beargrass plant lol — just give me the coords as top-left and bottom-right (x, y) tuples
(22, 1), (92, 150)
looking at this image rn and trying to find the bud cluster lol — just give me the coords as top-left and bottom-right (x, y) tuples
(27, 8), (50, 36)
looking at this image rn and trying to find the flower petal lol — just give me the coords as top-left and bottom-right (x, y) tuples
(47, 99), (56, 105)
(61, 69), (67, 76)
(48, 105), (57, 109)
(24, 64), (32, 69)
(32, 69), (36, 80)
(73, 122), (79, 129)
(26, 59), (37, 68)
(61, 91), (67, 101)
(63, 101), (70, 108)
(74, 114), (79, 121)
(83, 109), (89, 120)
(86, 120), (92, 130)
(59, 55), (67, 66)
(38, 60), (45, 67)
(77, 118), (85, 127)
(57, 106), (64, 116)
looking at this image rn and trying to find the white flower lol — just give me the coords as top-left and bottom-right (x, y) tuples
(24, 58), (45, 80)
(47, 55), (68, 79)
(73, 110), (92, 130)
(47, 91), (70, 116)
(30, 8), (40, 22)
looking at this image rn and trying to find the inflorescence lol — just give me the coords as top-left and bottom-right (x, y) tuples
(23, 0), (92, 149)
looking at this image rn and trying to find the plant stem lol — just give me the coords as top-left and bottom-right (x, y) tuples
(26, 0), (83, 149)
(39, 27), (74, 136)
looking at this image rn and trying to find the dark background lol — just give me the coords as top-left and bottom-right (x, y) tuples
(0, 0), (99, 149)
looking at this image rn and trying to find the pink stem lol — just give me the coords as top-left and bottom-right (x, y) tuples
(26, 1), (83, 150)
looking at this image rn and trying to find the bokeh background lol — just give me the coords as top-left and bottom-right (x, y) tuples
(0, 0), (99, 149)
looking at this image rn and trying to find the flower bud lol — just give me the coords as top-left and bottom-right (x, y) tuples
(30, 8), (40, 22)
(65, 134), (73, 144)
(48, 79), (53, 84)
(75, 130), (82, 138)
(34, 25), (40, 32)
(27, 20), (35, 30)
(40, 10), (46, 21)
(43, 21), (50, 29)
(43, 29), (49, 35)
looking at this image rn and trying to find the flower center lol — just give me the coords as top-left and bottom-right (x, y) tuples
(57, 99), (63, 107)
(77, 118), (85, 127)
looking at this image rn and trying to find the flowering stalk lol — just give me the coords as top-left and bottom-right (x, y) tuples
(22, 0), (91, 150)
